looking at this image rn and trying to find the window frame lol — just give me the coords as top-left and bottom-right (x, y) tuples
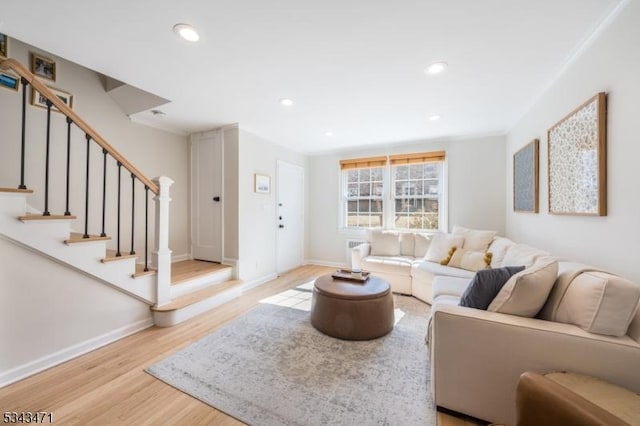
(339, 153), (448, 233)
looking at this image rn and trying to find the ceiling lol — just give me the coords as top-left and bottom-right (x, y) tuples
(1, 0), (621, 154)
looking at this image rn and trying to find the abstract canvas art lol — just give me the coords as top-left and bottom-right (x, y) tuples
(548, 93), (607, 216)
(513, 139), (539, 213)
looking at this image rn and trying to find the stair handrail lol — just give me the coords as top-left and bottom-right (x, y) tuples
(0, 58), (159, 194)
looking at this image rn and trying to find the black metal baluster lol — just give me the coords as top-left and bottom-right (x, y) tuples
(144, 186), (149, 272)
(83, 134), (91, 238)
(100, 149), (108, 237)
(64, 117), (72, 216)
(19, 78), (28, 190)
(43, 100), (53, 216)
(130, 174), (136, 255)
(116, 162), (122, 257)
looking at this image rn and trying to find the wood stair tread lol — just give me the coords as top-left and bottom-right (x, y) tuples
(19, 214), (77, 221)
(152, 279), (243, 312)
(65, 232), (111, 244)
(0, 187), (34, 193)
(133, 263), (156, 278)
(170, 260), (232, 285)
(102, 249), (138, 263)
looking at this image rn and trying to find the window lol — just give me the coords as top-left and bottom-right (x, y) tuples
(341, 151), (446, 231)
(341, 156), (386, 228)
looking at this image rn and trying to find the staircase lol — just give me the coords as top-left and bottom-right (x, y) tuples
(0, 57), (243, 328)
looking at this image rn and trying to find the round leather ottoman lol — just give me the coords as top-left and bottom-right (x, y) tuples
(310, 274), (394, 340)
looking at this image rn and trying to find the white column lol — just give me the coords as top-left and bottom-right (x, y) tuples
(152, 176), (174, 306)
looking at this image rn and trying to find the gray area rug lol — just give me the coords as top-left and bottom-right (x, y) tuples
(146, 284), (435, 426)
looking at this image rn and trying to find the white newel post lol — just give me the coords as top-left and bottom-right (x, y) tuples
(152, 176), (174, 306)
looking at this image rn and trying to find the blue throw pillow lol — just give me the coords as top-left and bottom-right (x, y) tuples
(459, 266), (525, 310)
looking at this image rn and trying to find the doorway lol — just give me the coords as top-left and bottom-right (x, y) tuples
(190, 130), (223, 262)
(276, 160), (304, 274)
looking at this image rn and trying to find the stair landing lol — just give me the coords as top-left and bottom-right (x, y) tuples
(171, 260), (230, 285)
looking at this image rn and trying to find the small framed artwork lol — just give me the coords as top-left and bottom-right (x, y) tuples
(0, 71), (20, 92)
(513, 139), (539, 213)
(254, 173), (270, 194)
(548, 92), (607, 216)
(31, 86), (73, 113)
(30, 53), (56, 81)
(0, 33), (8, 58)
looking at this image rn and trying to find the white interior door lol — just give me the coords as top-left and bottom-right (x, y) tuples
(191, 131), (223, 262)
(276, 161), (304, 274)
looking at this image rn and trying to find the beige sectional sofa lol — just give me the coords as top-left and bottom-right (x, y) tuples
(352, 228), (640, 426)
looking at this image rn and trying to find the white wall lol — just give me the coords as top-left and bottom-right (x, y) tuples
(505, 1), (640, 282)
(237, 129), (307, 282)
(307, 135), (506, 266)
(0, 237), (152, 386)
(0, 38), (190, 258)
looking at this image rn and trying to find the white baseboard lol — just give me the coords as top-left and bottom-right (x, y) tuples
(241, 272), (278, 292)
(305, 259), (349, 269)
(0, 317), (154, 388)
(172, 253), (191, 262)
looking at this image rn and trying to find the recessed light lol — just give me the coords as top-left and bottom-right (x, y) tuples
(173, 23), (199, 42)
(429, 115), (441, 121)
(280, 98), (294, 107)
(325, 131), (334, 137)
(425, 62), (448, 75)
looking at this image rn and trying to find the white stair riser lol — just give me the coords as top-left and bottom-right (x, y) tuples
(170, 268), (233, 298)
(153, 287), (242, 327)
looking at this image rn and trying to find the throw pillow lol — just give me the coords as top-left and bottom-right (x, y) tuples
(488, 256), (558, 317)
(459, 266), (525, 310)
(542, 270), (640, 337)
(487, 237), (516, 268)
(501, 244), (549, 268)
(370, 230), (401, 256)
(424, 234), (464, 263)
(452, 225), (497, 252)
(399, 233), (415, 256)
(448, 248), (491, 272)
(439, 246), (457, 265)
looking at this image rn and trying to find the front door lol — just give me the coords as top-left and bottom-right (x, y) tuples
(276, 160), (304, 274)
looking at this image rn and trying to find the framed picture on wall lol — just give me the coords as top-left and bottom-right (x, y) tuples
(0, 33), (8, 58)
(513, 139), (539, 213)
(31, 86), (73, 113)
(30, 53), (57, 81)
(0, 71), (20, 92)
(254, 173), (270, 194)
(548, 92), (607, 216)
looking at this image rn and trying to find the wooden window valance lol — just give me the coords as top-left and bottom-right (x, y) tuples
(389, 151), (446, 165)
(339, 156), (387, 170)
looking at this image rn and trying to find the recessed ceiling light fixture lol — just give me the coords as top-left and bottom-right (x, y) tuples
(173, 23), (200, 42)
(425, 62), (448, 75)
(280, 98), (294, 107)
(325, 131), (334, 137)
(429, 114), (441, 121)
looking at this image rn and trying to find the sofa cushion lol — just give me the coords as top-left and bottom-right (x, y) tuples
(414, 260), (477, 280)
(452, 225), (497, 252)
(399, 233), (415, 256)
(502, 244), (549, 268)
(432, 276), (473, 299)
(414, 233), (432, 257)
(370, 230), (401, 256)
(424, 233), (464, 263)
(448, 248), (490, 272)
(362, 255), (413, 276)
(459, 266), (525, 310)
(487, 237), (516, 268)
(541, 269), (640, 337)
(488, 256), (558, 317)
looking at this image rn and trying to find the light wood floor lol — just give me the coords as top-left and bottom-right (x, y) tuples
(171, 260), (230, 285)
(0, 264), (480, 425)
